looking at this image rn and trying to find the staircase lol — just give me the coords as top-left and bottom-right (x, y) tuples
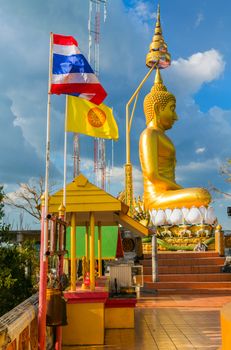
(140, 251), (231, 294)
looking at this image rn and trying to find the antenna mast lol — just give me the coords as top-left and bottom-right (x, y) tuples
(88, 0), (107, 189)
(73, 133), (80, 178)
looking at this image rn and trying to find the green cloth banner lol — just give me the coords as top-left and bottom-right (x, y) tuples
(65, 226), (119, 259)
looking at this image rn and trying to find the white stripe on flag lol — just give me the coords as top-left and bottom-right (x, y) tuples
(78, 93), (96, 100)
(53, 44), (81, 56)
(51, 72), (100, 84)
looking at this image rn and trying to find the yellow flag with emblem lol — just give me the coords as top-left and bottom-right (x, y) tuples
(66, 96), (119, 140)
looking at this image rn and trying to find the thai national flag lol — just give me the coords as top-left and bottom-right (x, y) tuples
(50, 33), (107, 105)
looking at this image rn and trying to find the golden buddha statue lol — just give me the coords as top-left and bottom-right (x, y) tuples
(139, 68), (211, 210)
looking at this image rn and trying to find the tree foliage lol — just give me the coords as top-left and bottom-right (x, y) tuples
(0, 242), (39, 316)
(0, 185), (39, 316)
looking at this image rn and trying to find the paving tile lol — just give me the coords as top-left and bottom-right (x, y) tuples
(62, 294), (225, 349)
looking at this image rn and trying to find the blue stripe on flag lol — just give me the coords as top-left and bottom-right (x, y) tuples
(67, 92), (80, 97)
(52, 53), (94, 74)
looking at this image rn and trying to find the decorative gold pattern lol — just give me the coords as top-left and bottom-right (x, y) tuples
(87, 107), (106, 127)
(125, 163), (133, 214)
(122, 237), (135, 252)
(156, 224), (213, 238)
(133, 196), (150, 226)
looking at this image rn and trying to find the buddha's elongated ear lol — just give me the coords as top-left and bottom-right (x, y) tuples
(150, 102), (160, 127)
(154, 103), (160, 117)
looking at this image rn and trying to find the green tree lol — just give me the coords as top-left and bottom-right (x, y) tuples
(0, 243), (38, 316)
(0, 185), (39, 316)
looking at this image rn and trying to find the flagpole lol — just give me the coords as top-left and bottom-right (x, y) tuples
(38, 32), (53, 350)
(44, 32), (53, 258)
(63, 96), (68, 208)
(44, 31), (54, 255)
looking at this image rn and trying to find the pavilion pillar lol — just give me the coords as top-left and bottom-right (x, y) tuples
(70, 213), (76, 291)
(85, 222), (89, 264)
(90, 212), (95, 291)
(98, 222), (102, 277)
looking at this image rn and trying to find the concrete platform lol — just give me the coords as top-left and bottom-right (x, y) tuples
(62, 294), (231, 349)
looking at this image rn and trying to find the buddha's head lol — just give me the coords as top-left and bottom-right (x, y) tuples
(144, 69), (178, 130)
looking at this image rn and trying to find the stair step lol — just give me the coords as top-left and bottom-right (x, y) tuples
(143, 265), (223, 275)
(140, 251), (228, 293)
(144, 281), (231, 289)
(144, 273), (231, 282)
(141, 257), (225, 266)
(155, 265), (223, 275)
(144, 251), (220, 259)
(147, 288), (231, 295)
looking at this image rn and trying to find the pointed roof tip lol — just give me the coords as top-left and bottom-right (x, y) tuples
(157, 3), (160, 22)
(73, 173), (89, 187)
(154, 68), (163, 84)
(156, 4), (160, 25)
(154, 3), (161, 31)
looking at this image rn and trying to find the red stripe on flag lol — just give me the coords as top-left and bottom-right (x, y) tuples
(50, 83), (107, 105)
(53, 34), (78, 47)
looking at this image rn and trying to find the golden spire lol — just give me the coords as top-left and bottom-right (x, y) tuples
(157, 3), (160, 26)
(146, 4), (171, 69)
(152, 68), (167, 92)
(155, 67), (163, 84)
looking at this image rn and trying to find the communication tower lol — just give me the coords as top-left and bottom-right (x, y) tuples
(88, 0), (107, 189)
(73, 133), (80, 178)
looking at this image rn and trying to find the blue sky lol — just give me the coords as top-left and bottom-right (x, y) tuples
(1, 0), (231, 229)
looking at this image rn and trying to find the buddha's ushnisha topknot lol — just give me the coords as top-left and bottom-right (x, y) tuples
(144, 69), (176, 125)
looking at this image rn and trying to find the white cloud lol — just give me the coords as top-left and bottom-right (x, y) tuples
(130, 1), (157, 22)
(208, 106), (231, 137)
(178, 158), (221, 172)
(195, 12), (204, 28)
(176, 158), (222, 182)
(165, 49), (225, 99)
(196, 147), (206, 154)
(109, 165), (143, 197)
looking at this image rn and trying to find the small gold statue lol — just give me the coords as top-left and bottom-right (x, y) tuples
(81, 256), (90, 289)
(139, 69), (211, 210)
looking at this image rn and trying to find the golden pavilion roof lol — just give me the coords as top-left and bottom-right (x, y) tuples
(48, 173), (127, 214)
(48, 174), (150, 236)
